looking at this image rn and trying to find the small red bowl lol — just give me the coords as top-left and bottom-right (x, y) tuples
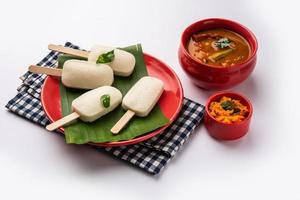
(178, 18), (258, 90)
(204, 92), (253, 140)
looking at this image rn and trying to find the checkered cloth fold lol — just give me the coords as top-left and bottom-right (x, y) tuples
(5, 42), (204, 175)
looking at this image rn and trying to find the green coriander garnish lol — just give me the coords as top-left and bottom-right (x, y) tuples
(214, 37), (232, 49)
(221, 100), (235, 111)
(96, 50), (115, 64)
(101, 94), (110, 108)
(221, 100), (240, 114)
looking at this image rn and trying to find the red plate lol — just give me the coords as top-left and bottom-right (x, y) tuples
(41, 53), (183, 147)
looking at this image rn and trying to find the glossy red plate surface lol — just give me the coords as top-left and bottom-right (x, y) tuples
(41, 53), (183, 147)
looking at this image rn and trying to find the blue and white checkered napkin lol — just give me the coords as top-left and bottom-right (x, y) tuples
(5, 42), (205, 175)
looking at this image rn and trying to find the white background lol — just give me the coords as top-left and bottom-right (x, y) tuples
(0, 0), (299, 199)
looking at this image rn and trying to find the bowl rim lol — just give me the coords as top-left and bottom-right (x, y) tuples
(205, 91), (253, 126)
(180, 18), (258, 70)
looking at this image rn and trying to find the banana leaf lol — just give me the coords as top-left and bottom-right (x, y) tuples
(58, 44), (170, 144)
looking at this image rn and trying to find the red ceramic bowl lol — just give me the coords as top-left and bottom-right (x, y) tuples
(178, 18), (258, 90)
(204, 92), (253, 140)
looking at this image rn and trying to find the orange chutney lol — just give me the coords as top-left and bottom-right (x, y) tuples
(209, 96), (249, 124)
(187, 29), (251, 67)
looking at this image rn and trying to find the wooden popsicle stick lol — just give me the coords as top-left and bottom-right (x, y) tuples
(46, 112), (80, 131)
(29, 65), (62, 77)
(48, 44), (89, 58)
(111, 110), (135, 134)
